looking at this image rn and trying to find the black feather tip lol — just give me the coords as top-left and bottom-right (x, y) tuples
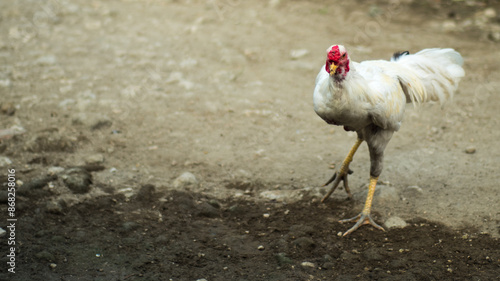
(392, 51), (410, 61)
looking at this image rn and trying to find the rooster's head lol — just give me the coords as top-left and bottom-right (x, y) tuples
(325, 45), (350, 79)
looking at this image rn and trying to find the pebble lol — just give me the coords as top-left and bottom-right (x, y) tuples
(259, 189), (303, 202)
(47, 166), (65, 175)
(465, 146), (476, 154)
(0, 156), (12, 167)
(301, 261), (316, 268)
(384, 216), (408, 229)
(84, 154), (105, 165)
(0, 227), (6, 237)
(257, 245), (265, 251)
(49, 263), (57, 269)
(173, 172), (198, 189)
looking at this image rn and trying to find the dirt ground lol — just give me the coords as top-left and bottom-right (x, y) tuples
(1, 0), (499, 280)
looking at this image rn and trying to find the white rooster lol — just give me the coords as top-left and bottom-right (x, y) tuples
(313, 45), (465, 236)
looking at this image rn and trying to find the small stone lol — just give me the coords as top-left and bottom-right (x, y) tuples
(384, 216), (408, 229)
(0, 227), (6, 237)
(263, 213), (270, 218)
(301, 261), (316, 268)
(85, 154), (105, 165)
(0, 156), (12, 167)
(173, 172), (198, 189)
(465, 146), (476, 154)
(47, 166), (65, 175)
(257, 245), (265, 251)
(49, 263), (57, 269)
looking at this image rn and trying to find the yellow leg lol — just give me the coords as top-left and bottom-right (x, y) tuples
(321, 138), (363, 202)
(340, 176), (385, 236)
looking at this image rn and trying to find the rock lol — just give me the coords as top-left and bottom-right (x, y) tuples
(62, 168), (92, 194)
(48, 166), (65, 175)
(49, 263), (57, 269)
(0, 156), (12, 167)
(259, 189), (303, 202)
(275, 253), (293, 266)
(0, 227), (6, 237)
(301, 261), (316, 268)
(465, 146), (476, 154)
(173, 172), (198, 189)
(384, 216), (408, 229)
(84, 154), (105, 165)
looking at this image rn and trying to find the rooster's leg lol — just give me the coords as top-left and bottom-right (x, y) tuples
(321, 138), (363, 202)
(340, 176), (385, 236)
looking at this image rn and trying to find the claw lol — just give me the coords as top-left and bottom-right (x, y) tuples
(321, 169), (352, 203)
(340, 212), (385, 236)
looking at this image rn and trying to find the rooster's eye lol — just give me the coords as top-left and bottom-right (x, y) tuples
(342, 54), (346, 58)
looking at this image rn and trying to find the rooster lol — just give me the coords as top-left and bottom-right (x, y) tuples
(313, 45), (464, 236)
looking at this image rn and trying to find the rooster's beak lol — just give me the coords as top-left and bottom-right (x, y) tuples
(329, 64), (338, 76)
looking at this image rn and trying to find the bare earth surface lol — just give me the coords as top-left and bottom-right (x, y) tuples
(0, 0), (499, 280)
